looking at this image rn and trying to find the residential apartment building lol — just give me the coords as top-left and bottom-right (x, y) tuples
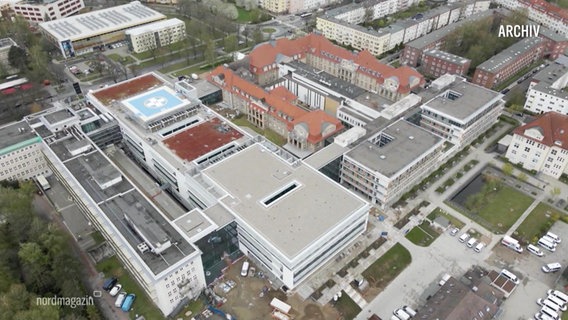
(341, 119), (445, 207)
(538, 26), (568, 60)
(317, 0), (489, 57)
(39, 1), (166, 57)
(0, 37), (17, 74)
(0, 121), (50, 182)
(419, 75), (504, 148)
(259, 0), (289, 14)
(524, 62), (568, 115)
(472, 37), (545, 89)
(505, 112), (568, 179)
(11, 0), (84, 23)
(421, 49), (471, 77)
(125, 18), (185, 54)
(289, 0), (341, 14)
(495, 0), (568, 36)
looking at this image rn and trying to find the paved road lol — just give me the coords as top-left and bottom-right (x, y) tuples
(355, 121), (568, 319)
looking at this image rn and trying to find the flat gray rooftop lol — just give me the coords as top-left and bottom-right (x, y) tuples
(424, 49), (470, 65)
(405, 9), (495, 50)
(287, 61), (366, 99)
(422, 81), (501, 121)
(58, 140), (195, 275)
(43, 109), (76, 125)
(304, 142), (348, 169)
(533, 62), (568, 85)
(346, 120), (443, 178)
(203, 143), (367, 259)
(0, 121), (37, 153)
(477, 37), (543, 73)
(174, 209), (214, 240)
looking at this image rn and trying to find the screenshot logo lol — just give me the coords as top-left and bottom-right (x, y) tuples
(498, 25), (540, 37)
(36, 292), (98, 308)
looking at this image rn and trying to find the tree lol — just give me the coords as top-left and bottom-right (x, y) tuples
(502, 163), (514, 176)
(363, 5), (374, 25)
(224, 34), (238, 53)
(27, 44), (50, 82)
(8, 46), (28, 72)
(204, 39), (217, 66)
(517, 172), (528, 182)
(252, 27), (264, 45)
(550, 187), (561, 199)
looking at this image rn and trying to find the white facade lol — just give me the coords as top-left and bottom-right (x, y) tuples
(420, 75), (505, 147)
(341, 120), (445, 207)
(524, 65), (568, 115)
(125, 18), (186, 53)
(12, 0), (85, 23)
(505, 113), (568, 179)
(0, 122), (49, 182)
(316, 1), (486, 57)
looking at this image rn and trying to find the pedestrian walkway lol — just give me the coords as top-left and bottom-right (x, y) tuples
(343, 285), (367, 309)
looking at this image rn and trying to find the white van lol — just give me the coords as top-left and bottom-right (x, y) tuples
(467, 237), (477, 248)
(542, 262), (562, 273)
(546, 295), (567, 311)
(474, 242), (485, 253)
(393, 308), (411, 320)
(548, 290), (568, 304)
(403, 305), (417, 317)
(538, 298), (562, 312)
(459, 233), (470, 243)
(542, 235), (559, 245)
(500, 269), (520, 284)
(538, 238), (557, 252)
(540, 305), (559, 320)
(546, 232), (561, 243)
(241, 261), (250, 277)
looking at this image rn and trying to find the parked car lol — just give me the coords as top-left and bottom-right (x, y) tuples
(109, 284), (122, 296)
(467, 237), (477, 248)
(450, 228), (459, 236)
(459, 233), (470, 243)
(542, 262), (562, 273)
(121, 294), (136, 312)
(527, 244), (544, 257)
(115, 292), (126, 308)
(474, 242), (485, 253)
(102, 277), (118, 291)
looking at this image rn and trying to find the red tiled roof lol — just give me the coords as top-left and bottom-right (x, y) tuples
(513, 112), (568, 150)
(270, 86), (297, 102)
(248, 33), (424, 93)
(293, 110), (344, 144)
(208, 66), (306, 122)
(163, 117), (243, 162)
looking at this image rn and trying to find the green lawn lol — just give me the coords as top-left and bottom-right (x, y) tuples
(362, 243), (411, 290)
(262, 27), (277, 34)
(232, 116), (286, 146)
(460, 185), (534, 234)
(159, 57), (205, 74)
(107, 53), (135, 66)
(405, 222), (440, 247)
(514, 202), (564, 244)
(96, 256), (163, 320)
(334, 291), (361, 319)
(427, 207), (465, 229)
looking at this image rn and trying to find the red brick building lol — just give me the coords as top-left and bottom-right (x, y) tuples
(421, 49), (471, 78)
(472, 37), (545, 89)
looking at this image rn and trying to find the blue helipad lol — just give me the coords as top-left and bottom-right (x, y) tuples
(123, 86), (185, 122)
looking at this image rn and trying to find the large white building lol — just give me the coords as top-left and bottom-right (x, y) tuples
(39, 1), (166, 58)
(341, 119), (445, 207)
(203, 144), (369, 289)
(125, 18), (185, 54)
(505, 112), (568, 179)
(0, 121), (50, 182)
(11, 0), (85, 23)
(524, 62), (568, 115)
(420, 75), (505, 148)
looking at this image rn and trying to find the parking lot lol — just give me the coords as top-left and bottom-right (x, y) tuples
(496, 222), (568, 319)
